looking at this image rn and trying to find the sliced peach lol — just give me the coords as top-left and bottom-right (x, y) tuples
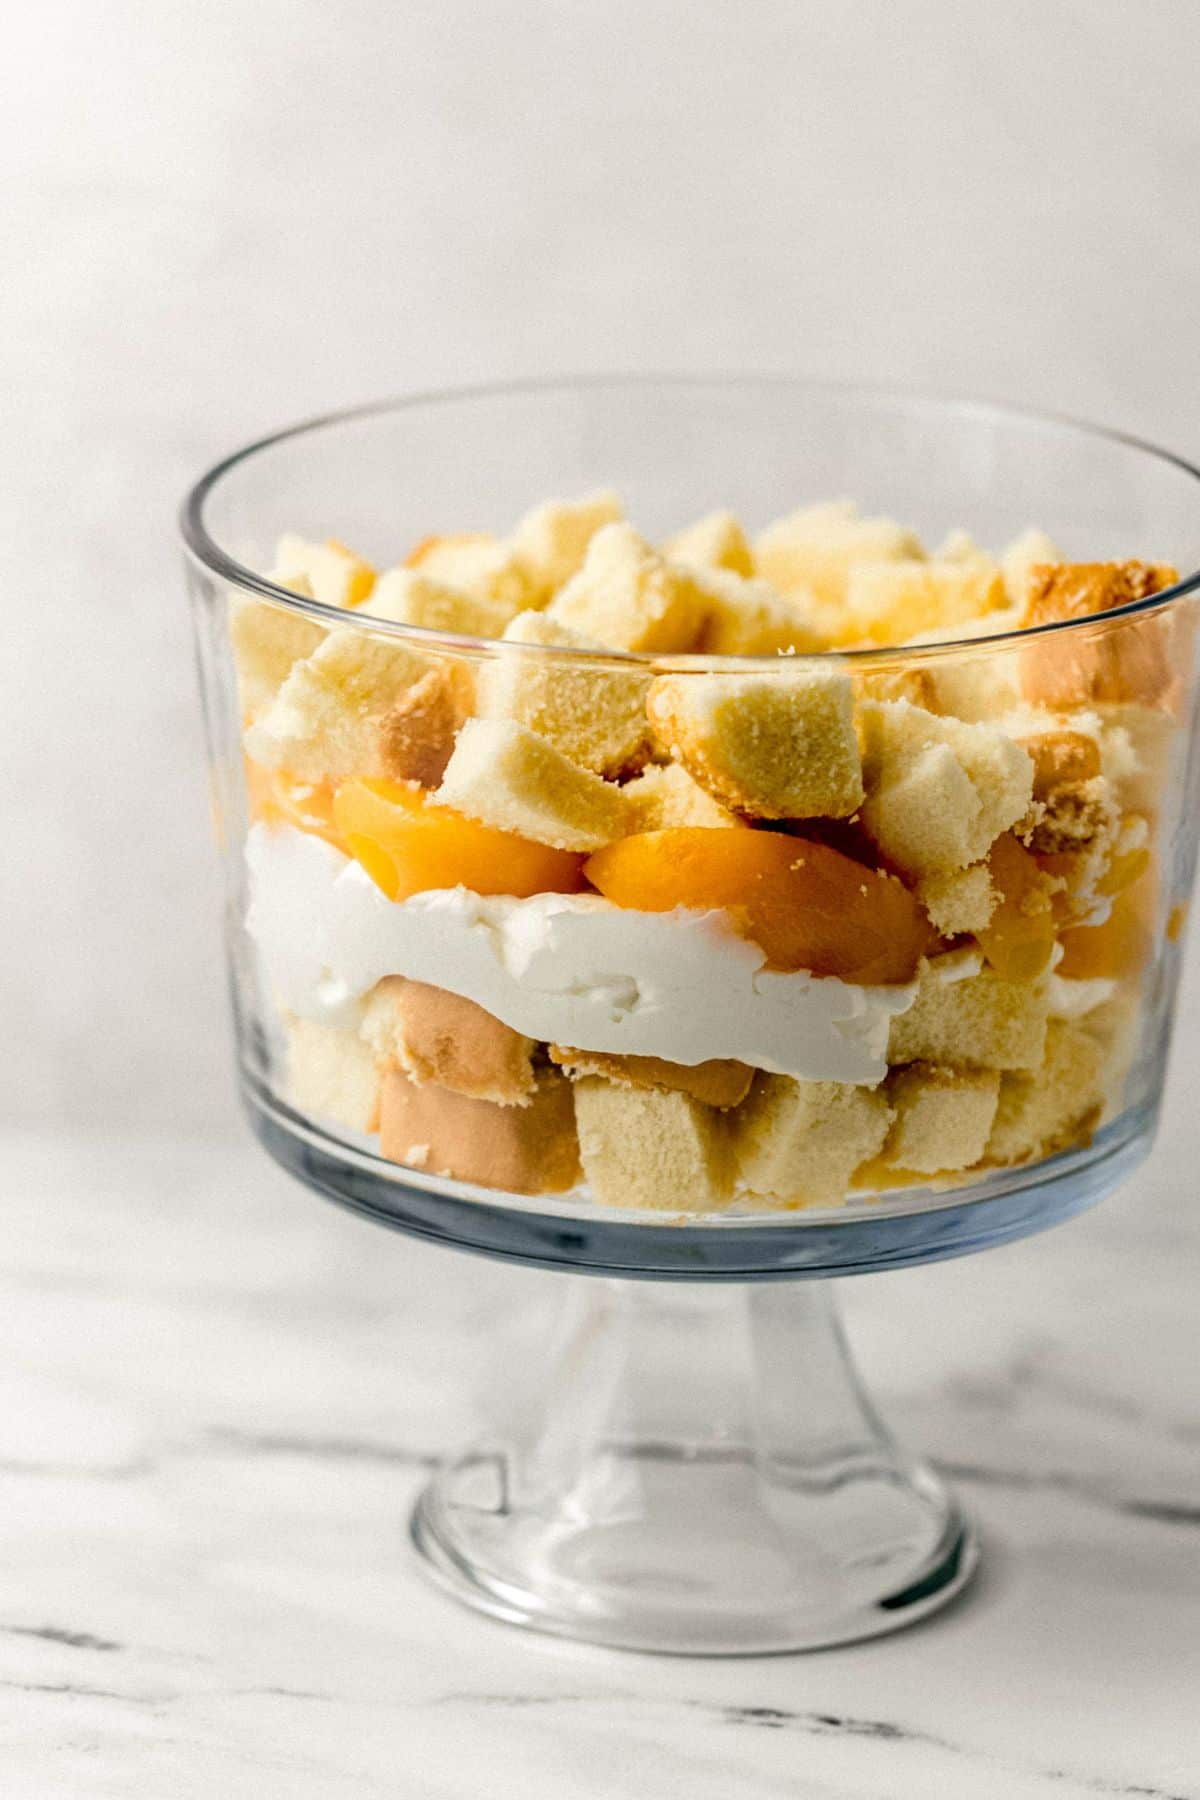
(977, 833), (1057, 982)
(1057, 846), (1158, 979)
(1097, 837), (1152, 900)
(245, 759), (344, 849)
(585, 827), (930, 983)
(1056, 867), (1157, 980)
(332, 776), (586, 901)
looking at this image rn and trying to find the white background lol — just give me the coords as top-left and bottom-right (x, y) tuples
(5, 0), (1200, 1135)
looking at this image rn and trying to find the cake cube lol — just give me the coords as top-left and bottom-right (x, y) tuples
(1022, 760), (1119, 859)
(376, 665), (466, 788)
(405, 532), (535, 622)
(646, 667), (863, 820)
(887, 958), (1049, 1071)
(664, 509), (755, 576)
(730, 1074), (893, 1206)
(1080, 989), (1142, 1124)
(1000, 527), (1061, 608)
(1097, 703), (1176, 813)
(362, 977), (536, 1105)
(858, 699), (1033, 876)
(904, 614), (1024, 722)
(852, 663), (941, 710)
(510, 490), (623, 600)
(433, 716), (631, 850)
(916, 863), (998, 937)
(274, 534), (375, 609)
(363, 567), (515, 639)
(620, 760), (741, 831)
(882, 1064), (1000, 1174)
(1019, 561), (1177, 708)
(754, 501), (923, 608)
(285, 1015), (380, 1134)
(230, 576), (325, 721)
(694, 568), (825, 655)
(475, 609), (651, 776)
(984, 1020), (1105, 1163)
(549, 1046), (753, 1109)
(934, 529), (990, 565)
(245, 627), (430, 782)
(378, 1067), (580, 1194)
(573, 1078), (733, 1212)
(547, 523), (707, 652)
(845, 559), (1007, 646)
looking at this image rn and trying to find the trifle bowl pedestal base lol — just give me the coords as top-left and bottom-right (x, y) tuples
(183, 378), (1200, 1657)
(409, 1277), (977, 1654)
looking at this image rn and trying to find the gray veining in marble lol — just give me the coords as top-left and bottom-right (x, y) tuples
(2, 1079), (1198, 1797)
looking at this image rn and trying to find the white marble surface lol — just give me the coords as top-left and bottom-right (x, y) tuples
(4, 1087), (1199, 1797)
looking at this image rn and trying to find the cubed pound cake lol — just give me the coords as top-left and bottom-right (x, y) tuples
(664, 509), (755, 577)
(403, 532), (536, 622)
(620, 760), (741, 831)
(363, 567), (516, 640)
(245, 628), (429, 783)
(754, 501), (924, 612)
(362, 977), (536, 1104)
(230, 581), (325, 722)
(1019, 561), (1177, 709)
(274, 534), (376, 609)
(646, 668), (863, 820)
(476, 609), (650, 777)
(845, 558), (1008, 646)
(730, 1074), (893, 1207)
(241, 486), (1179, 1218)
(574, 1079), (733, 1212)
(550, 1046), (753, 1109)
(888, 957), (1049, 1071)
(548, 523), (708, 652)
(510, 490), (624, 602)
(433, 716), (630, 850)
(858, 699), (1033, 877)
(984, 1020), (1106, 1164)
(376, 665), (465, 787)
(378, 1067), (580, 1194)
(882, 1064), (1000, 1175)
(285, 1015), (380, 1135)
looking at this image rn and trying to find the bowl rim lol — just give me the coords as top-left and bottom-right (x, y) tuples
(179, 372), (1200, 666)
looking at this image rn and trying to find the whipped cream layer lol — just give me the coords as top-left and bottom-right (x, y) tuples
(246, 824), (920, 1084)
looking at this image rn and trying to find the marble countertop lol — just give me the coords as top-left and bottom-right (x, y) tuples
(3, 1112), (1198, 1800)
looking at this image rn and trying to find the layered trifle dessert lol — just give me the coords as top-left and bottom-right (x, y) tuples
(232, 493), (1182, 1213)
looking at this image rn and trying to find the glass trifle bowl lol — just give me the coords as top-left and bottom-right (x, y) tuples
(183, 378), (1200, 1653)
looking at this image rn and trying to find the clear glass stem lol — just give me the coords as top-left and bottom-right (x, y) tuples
(411, 1277), (976, 1654)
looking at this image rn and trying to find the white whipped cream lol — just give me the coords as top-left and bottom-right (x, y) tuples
(245, 824), (919, 1084)
(1046, 973), (1116, 1019)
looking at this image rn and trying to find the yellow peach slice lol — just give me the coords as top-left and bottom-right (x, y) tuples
(332, 776), (585, 900)
(977, 833), (1057, 982)
(245, 760), (344, 849)
(1056, 863), (1157, 981)
(585, 827), (929, 983)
